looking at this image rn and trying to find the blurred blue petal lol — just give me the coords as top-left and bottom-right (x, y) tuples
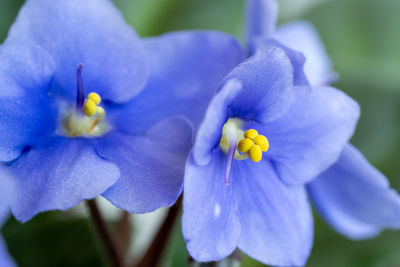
(99, 117), (192, 213)
(182, 150), (240, 261)
(8, 0), (148, 102)
(274, 21), (336, 86)
(0, 238), (15, 267)
(9, 138), (120, 222)
(246, 0), (278, 45)
(0, 168), (16, 267)
(108, 31), (245, 134)
(236, 159), (313, 267)
(308, 144), (400, 239)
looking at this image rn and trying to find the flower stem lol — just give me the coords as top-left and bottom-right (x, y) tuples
(86, 199), (125, 267)
(133, 196), (182, 267)
(116, 210), (132, 260)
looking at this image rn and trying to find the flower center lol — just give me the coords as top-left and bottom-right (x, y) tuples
(62, 64), (110, 137)
(219, 118), (269, 185)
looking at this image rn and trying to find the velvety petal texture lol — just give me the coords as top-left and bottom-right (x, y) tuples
(308, 144), (400, 239)
(235, 159), (313, 266)
(274, 21), (336, 86)
(108, 31), (245, 135)
(8, 138), (120, 222)
(0, 40), (56, 162)
(252, 86), (360, 185)
(8, 0), (148, 102)
(183, 151), (240, 261)
(183, 151), (313, 265)
(98, 117), (192, 213)
(251, 38), (309, 86)
(227, 45), (294, 123)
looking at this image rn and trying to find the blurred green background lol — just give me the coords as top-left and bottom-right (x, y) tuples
(1, 0), (400, 266)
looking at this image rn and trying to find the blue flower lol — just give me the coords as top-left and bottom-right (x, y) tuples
(0, 168), (16, 267)
(250, 0), (400, 240)
(0, 0), (244, 222)
(182, 0), (400, 266)
(182, 46), (359, 266)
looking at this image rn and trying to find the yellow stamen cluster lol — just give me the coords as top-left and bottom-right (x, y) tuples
(83, 92), (105, 119)
(238, 129), (269, 162)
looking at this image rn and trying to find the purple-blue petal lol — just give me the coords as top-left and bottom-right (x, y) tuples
(0, 168), (14, 222)
(251, 38), (310, 86)
(0, 168), (16, 267)
(235, 159), (313, 266)
(250, 86), (360, 185)
(98, 117), (192, 213)
(7, 0), (148, 102)
(8, 137), (120, 222)
(192, 79), (243, 166)
(182, 151), (240, 261)
(0, 40), (56, 162)
(274, 21), (336, 86)
(107, 31), (245, 135)
(227, 45), (294, 123)
(0, 238), (15, 267)
(308, 144), (400, 239)
(246, 0), (278, 45)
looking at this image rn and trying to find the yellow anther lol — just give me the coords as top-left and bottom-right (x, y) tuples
(249, 145), (262, 162)
(83, 99), (97, 117)
(254, 135), (269, 152)
(238, 138), (254, 153)
(244, 129), (258, 139)
(88, 92), (101, 105)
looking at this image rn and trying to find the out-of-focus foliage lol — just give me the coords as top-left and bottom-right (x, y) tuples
(1, 0), (400, 266)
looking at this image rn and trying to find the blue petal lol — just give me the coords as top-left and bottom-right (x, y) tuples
(308, 144), (400, 239)
(182, 151), (240, 262)
(98, 117), (192, 213)
(246, 0), (278, 45)
(0, 238), (15, 267)
(8, 0), (147, 102)
(274, 21), (336, 86)
(0, 169), (15, 223)
(0, 40), (56, 162)
(250, 86), (360, 185)
(227, 45), (294, 123)
(0, 170), (16, 267)
(107, 31), (245, 135)
(0, 168), (14, 224)
(192, 79), (243, 166)
(250, 38), (310, 86)
(235, 159), (313, 266)
(8, 137), (120, 222)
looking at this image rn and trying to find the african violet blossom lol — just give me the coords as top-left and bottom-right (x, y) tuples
(251, 0), (400, 240)
(0, 168), (16, 267)
(182, 45), (360, 265)
(182, 1), (400, 266)
(0, 0), (243, 222)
